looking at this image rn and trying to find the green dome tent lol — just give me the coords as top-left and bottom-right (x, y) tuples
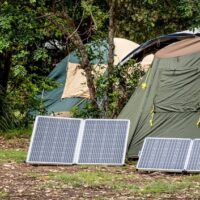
(42, 54), (85, 114)
(119, 37), (200, 158)
(42, 38), (139, 115)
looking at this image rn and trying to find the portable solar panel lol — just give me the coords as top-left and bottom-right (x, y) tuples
(77, 119), (130, 165)
(26, 116), (82, 165)
(185, 139), (200, 172)
(137, 137), (192, 172)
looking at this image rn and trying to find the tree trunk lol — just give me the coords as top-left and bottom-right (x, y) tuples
(108, 0), (115, 72)
(105, 0), (116, 116)
(48, 7), (97, 107)
(0, 52), (12, 94)
(70, 33), (97, 102)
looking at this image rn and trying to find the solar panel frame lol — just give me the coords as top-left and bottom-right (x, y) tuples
(26, 116), (83, 165)
(77, 119), (130, 166)
(73, 120), (85, 163)
(136, 137), (192, 172)
(185, 139), (200, 172)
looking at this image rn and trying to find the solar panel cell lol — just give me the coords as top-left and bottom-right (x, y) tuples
(77, 119), (130, 165)
(137, 138), (191, 172)
(185, 139), (200, 172)
(26, 116), (82, 165)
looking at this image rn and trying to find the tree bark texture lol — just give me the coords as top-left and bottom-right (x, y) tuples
(105, 0), (116, 116)
(70, 33), (97, 102)
(0, 52), (12, 94)
(49, 5), (97, 105)
(108, 0), (116, 72)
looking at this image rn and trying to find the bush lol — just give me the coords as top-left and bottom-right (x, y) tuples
(71, 59), (145, 118)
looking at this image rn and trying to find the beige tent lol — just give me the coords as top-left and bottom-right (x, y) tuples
(62, 38), (139, 99)
(140, 54), (154, 71)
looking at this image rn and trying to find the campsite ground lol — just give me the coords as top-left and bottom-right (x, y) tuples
(1, 135), (200, 200)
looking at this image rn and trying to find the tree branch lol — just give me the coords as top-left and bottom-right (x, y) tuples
(46, 7), (97, 104)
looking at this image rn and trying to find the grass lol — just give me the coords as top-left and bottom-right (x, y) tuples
(0, 149), (26, 163)
(48, 171), (124, 188)
(142, 180), (192, 194)
(185, 174), (200, 181)
(29, 170), (135, 192)
(1, 134), (200, 199)
(0, 191), (7, 198)
(7, 168), (200, 200)
(0, 127), (32, 139)
(46, 171), (195, 195)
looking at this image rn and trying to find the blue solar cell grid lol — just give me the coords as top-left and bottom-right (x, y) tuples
(137, 137), (192, 172)
(26, 116), (82, 165)
(77, 119), (130, 165)
(185, 139), (200, 172)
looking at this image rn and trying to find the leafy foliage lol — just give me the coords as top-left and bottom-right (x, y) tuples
(73, 0), (200, 118)
(116, 0), (200, 43)
(0, 86), (17, 131)
(1, 0), (200, 129)
(72, 59), (145, 118)
(0, 1), (60, 130)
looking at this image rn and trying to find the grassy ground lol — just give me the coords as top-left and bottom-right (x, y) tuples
(0, 135), (200, 199)
(0, 127), (32, 139)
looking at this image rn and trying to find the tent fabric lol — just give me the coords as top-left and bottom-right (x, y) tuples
(155, 37), (200, 58)
(118, 38), (200, 158)
(61, 62), (90, 99)
(42, 53), (87, 113)
(120, 32), (200, 66)
(140, 54), (154, 71)
(61, 63), (107, 99)
(113, 38), (139, 65)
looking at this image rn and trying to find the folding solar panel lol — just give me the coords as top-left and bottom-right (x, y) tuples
(77, 119), (130, 165)
(185, 139), (200, 172)
(26, 116), (82, 165)
(137, 138), (191, 172)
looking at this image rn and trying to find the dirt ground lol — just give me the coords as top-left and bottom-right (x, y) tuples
(0, 137), (200, 200)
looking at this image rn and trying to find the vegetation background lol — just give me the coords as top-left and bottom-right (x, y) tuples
(0, 1), (200, 199)
(0, 0), (200, 131)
